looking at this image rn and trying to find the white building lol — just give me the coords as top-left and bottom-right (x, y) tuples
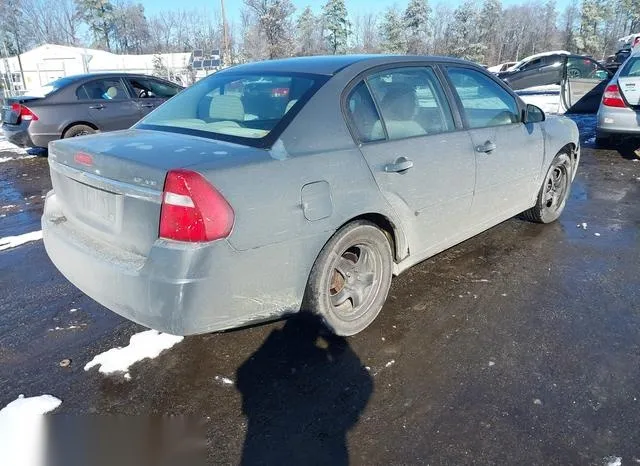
(0, 44), (192, 94)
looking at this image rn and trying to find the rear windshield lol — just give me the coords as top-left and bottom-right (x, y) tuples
(26, 76), (78, 97)
(137, 72), (327, 147)
(620, 57), (640, 77)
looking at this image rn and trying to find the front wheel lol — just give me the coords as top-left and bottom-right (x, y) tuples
(304, 221), (393, 336)
(523, 151), (573, 224)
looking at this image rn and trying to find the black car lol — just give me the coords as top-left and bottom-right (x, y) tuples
(497, 52), (613, 113)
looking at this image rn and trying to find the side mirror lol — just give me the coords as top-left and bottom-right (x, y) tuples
(523, 104), (545, 123)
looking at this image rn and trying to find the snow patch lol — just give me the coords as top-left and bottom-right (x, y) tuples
(385, 360), (396, 368)
(0, 394), (62, 466)
(0, 138), (27, 153)
(215, 376), (234, 386)
(84, 330), (184, 375)
(0, 230), (43, 251)
(604, 457), (622, 466)
(577, 222), (588, 230)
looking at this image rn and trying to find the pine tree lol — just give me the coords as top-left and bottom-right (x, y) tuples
(75, 0), (115, 51)
(380, 6), (405, 54)
(450, 0), (487, 63)
(577, 0), (614, 57)
(323, 0), (350, 54)
(477, 0), (502, 64)
(296, 7), (319, 56)
(403, 0), (429, 54)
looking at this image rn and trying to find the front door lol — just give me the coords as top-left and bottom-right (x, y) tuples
(445, 66), (544, 220)
(563, 56), (612, 113)
(125, 77), (181, 117)
(347, 66), (476, 255)
(76, 77), (142, 131)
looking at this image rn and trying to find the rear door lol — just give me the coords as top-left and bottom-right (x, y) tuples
(349, 65), (476, 255)
(125, 77), (181, 117)
(563, 56), (612, 112)
(617, 56), (640, 106)
(445, 66), (543, 219)
(75, 77), (142, 131)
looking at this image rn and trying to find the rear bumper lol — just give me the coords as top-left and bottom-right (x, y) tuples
(1, 121), (60, 148)
(2, 121), (34, 147)
(597, 105), (640, 135)
(42, 191), (318, 335)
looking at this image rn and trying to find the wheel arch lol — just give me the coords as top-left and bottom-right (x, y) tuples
(336, 212), (409, 265)
(61, 121), (99, 138)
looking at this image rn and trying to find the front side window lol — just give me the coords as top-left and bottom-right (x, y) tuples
(366, 67), (455, 140)
(76, 79), (129, 101)
(127, 78), (181, 99)
(446, 67), (520, 129)
(138, 72), (324, 144)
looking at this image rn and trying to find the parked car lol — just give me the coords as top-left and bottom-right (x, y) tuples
(1, 73), (183, 149)
(596, 50), (640, 145)
(487, 61), (517, 73)
(497, 51), (613, 113)
(42, 55), (580, 336)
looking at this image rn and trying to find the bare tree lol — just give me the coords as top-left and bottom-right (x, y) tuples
(244, 0), (295, 59)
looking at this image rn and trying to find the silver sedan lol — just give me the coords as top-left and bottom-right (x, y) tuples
(42, 55), (580, 336)
(597, 49), (640, 145)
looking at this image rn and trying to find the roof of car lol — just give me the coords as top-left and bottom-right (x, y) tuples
(58, 72), (166, 82)
(221, 55), (474, 76)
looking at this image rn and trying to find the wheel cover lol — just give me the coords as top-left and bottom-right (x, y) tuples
(329, 244), (381, 321)
(73, 130), (90, 137)
(542, 160), (569, 213)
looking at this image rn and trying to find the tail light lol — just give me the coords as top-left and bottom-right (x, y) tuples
(159, 169), (234, 242)
(272, 87), (289, 98)
(602, 84), (626, 108)
(10, 103), (39, 121)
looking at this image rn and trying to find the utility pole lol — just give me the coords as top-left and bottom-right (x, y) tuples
(221, 0), (230, 66)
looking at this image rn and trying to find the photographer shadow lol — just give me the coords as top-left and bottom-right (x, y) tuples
(236, 312), (373, 466)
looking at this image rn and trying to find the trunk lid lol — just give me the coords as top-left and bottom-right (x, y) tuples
(618, 77), (640, 106)
(1, 96), (42, 124)
(48, 129), (267, 257)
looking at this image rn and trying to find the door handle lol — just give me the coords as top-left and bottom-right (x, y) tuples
(89, 104), (105, 110)
(384, 156), (414, 173)
(475, 140), (496, 153)
(140, 103), (155, 108)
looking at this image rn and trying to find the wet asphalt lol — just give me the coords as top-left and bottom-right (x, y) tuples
(0, 115), (639, 465)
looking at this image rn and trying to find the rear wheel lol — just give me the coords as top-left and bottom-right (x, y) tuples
(63, 124), (96, 139)
(304, 221), (393, 336)
(523, 151), (572, 224)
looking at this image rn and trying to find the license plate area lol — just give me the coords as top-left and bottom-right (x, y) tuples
(74, 180), (123, 231)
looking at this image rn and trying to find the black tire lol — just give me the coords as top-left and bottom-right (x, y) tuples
(523, 151), (573, 224)
(63, 124), (96, 139)
(303, 220), (393, 336)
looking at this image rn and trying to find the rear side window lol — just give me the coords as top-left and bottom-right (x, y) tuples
(366, 67), (455, 141)
(446, 67), (520, 128)
(76, 79), (129, 101)
(345, 81), (384, 143)
(620, 57), (640, 77)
